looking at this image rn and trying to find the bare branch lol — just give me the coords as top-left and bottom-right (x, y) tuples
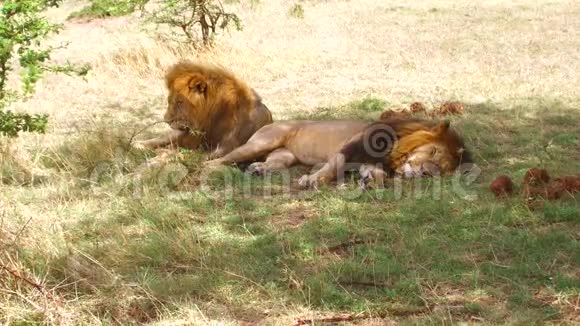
(0, 262), (57, 302)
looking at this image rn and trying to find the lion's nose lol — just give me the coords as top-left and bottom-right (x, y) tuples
(421, 162), (440, 177)
(402, 163), (415, 178)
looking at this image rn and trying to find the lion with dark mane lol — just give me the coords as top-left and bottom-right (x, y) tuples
(205, 117), (473, 188)
(134, 61), (273, 159)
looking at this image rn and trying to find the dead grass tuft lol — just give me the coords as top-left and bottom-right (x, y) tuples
(41, 119), (151, 179)
(0, 142), (33, 185)
(0, 253), (85, 324)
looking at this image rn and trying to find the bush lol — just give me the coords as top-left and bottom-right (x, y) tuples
(351, 97), (386, 112)
(71, 0), (243, 48)
(68, 0), (147, 20)
(0, 0), (90, 137)
(144, 0), (242, 47)
(289, 3), (304, 19)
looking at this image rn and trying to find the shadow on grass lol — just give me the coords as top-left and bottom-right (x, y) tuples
(23, 97), (580, 323)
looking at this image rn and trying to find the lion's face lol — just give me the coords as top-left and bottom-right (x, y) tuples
(395, 142), (456, 178)
(390, 121), (468, 178)
(164, 74), (207, 131)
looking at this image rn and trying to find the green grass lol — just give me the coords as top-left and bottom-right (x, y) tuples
(291, 96), (387, 121)
(1, 98), (579, 324)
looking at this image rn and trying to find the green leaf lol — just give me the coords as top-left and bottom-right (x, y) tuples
(0, 0), (82, 137)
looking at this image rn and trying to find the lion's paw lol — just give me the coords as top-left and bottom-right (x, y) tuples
(132, 140), (150, 150)
(206, 149), (227, 160)
(203, 158), (225, 168)
(298, 174), (319, 190)
(246, 162), (266, 176)
(357, 172), (373, 190)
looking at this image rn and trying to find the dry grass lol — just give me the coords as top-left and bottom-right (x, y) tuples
(1, 0), (579, 324)
(17, 0), (580, 126)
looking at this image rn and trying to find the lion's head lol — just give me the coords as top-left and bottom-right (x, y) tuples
(162, 61), (256, 133)
(164, 72), (206, 131)
(389, 120), (472, 177)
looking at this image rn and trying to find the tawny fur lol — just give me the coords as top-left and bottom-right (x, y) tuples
(387, 119), (470, 171)
(134, 60), (273, 159)
(206, 117), (473, 187)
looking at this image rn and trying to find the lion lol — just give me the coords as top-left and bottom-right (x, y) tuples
(133, 61), (273, 159)
(204, 117), (473, 188)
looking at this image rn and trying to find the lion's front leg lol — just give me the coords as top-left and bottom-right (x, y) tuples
(207, 145), (231, 160)
(133, 129), (203, 152)
(358, 164), (387, 189)
(133, 130), (203, 175)
(132, 129), (185, 150)
(177, 132), (203, 150)
(298, 153), (346, 189)
(206, 134), (242, 160)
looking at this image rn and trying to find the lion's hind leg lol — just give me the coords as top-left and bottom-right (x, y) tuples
(246, 148), (297, 176)
(204, 124), (290, 167)
(298, 153), (347, 189)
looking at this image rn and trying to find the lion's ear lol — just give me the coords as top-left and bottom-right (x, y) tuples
(188, 77), (207, 94)
(432, 120), (450, 135)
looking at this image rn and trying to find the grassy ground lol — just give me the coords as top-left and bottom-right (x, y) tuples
(1, 0), (579, 324)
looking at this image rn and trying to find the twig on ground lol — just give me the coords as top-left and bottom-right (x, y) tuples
(0, 262), (57, 302)
(338, 280), (392, 288)
(319, 239), (366, 254)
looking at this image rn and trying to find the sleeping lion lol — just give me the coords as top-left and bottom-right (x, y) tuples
(205, 118), (473, 188)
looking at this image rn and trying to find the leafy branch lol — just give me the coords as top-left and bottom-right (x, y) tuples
(0, 0), (90, 137)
